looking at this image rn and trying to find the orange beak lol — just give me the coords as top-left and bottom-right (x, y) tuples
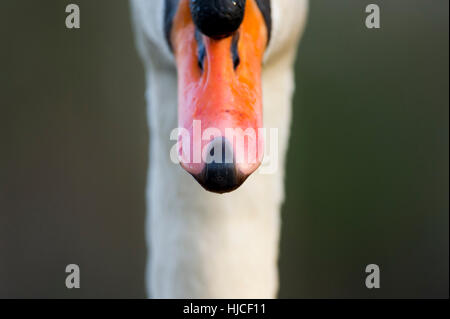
(172, 0), (268, 193)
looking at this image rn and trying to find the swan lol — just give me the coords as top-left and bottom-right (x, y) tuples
(130, 0), (308, 298)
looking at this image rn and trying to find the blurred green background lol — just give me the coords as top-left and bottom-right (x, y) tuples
(0, 0), (448, 298)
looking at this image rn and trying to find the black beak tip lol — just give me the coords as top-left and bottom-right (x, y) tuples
(197, 162), (243, 194)
(191, 137), (247, 194)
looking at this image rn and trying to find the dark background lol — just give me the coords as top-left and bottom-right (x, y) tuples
(0, 0), (448, 298)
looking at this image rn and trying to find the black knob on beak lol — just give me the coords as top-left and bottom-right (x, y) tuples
(190, 0), (246, 39)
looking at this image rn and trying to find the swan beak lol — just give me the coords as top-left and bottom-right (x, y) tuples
(172, 0), (268, 193)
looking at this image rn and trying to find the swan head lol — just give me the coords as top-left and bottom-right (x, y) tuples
(170, 0), (269, 193)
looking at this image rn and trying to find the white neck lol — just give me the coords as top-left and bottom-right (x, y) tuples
(131, 0), (308, 298)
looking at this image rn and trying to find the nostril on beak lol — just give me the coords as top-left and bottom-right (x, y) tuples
(197, 137), (242, 194)
(206, 137), (234, 165)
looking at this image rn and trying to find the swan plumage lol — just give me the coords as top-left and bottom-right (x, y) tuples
(130, 0), (308, 298)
